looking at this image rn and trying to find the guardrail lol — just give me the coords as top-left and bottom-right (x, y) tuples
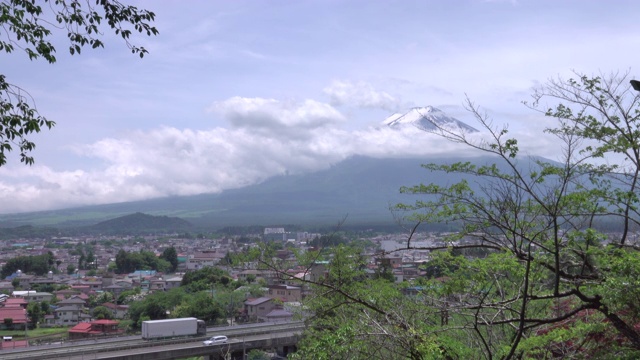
(0, 321), (306, 360)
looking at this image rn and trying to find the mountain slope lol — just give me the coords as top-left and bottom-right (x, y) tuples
(88, 212), (193, 234)
(0, 155), (521, 229)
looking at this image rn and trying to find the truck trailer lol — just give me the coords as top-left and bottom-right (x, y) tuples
(142, 317), (206, 339)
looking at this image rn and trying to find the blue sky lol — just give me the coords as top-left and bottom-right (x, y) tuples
(2, 0), (640, 213)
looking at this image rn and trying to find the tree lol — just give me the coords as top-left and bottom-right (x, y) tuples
(66, 264), (76, 275)
(78, 252), (86, 271)
(127, 288), (187, 328)
(40, 301), (50, 316)
(160, 247), (179, 272)
(92, 306), (113, 320)
(1, 253), (55, 278)
(173, 291), (223, 324)
(180, 266), (232, 292)
(290, 244), (454, 360)
(114, 249), (171, 274)
(0, 0), (158, 167)
(89, 292), (114, 308)
(86, 250), (96, 270)
(389, 71), (640, 358)
(247, 350), (270, 360)
(214, 290), (245, 325)
(26, 302), (42, 327)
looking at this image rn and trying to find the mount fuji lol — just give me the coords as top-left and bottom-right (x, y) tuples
(383, 106), (478, 133)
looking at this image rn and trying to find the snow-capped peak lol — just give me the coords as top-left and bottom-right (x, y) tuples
(383, 106), (477, 133)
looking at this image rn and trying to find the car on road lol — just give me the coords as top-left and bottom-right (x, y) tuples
(203, 335), (228, 345)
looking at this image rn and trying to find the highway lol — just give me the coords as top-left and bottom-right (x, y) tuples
(0, 321), (304, 360)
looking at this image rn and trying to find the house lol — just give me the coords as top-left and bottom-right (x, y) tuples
(237, 269), (263, 282)
(79, 280), (103, 292)
(3, 298), (27, 309)
(54, 289), (82, 301)
(13, 274), (35, 289)
(70, 285), (91, 295)
(49, 295), (88, 326)
(244, 297), (278, 322)
(149, 279), (165, 292)
(103, 284), (126, 298)
(129, 270), (156, 279)
(307, 262), (327, 283)
(68, 319), (122, 340)
(101, 302), (129, 319)
(114, 279), (133, 289)
(57, 296), (86, 309)
(263, 228), (286, 242)
(53, 306), (83, 325)
(0, 307), (27, 330)
(264, 308), (293, 322)
(20, 292), (54, 303)
(0, 281), (14, 293)
(267, 285), (302, 302)
(164, 276), (182, 290)
(186, 251), (226, 270)
(376, 256), (403, 270)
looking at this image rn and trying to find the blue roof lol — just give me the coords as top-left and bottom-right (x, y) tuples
(131, 270), (156, 276)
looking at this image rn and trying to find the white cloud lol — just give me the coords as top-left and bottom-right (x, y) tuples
(324, 80), (402, 111)
(209, 97), (346, 138)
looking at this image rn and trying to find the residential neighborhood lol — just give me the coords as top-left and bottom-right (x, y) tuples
(0, 226), (451, 348)
(6, 224), (613, 353)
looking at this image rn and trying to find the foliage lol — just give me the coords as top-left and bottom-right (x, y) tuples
(0, 0), (157, 167)
(39, 301), (51, 315)
(389, 72), (640, 358)
(117, 288), (140, 305)
(160, 247), (178, 272)
(309, 233), (347, 247)
(127, 285), (236, 327)
(127, 288), (187, 328)
(66, 264), (76, 275)
(247, 349), (270, 360)
(92, 306), (113, 320)
(26, 302), (42, 326)
(114, 249), (171, 274)
(1, 252), (55, 278)
(172, 291), (222, 324)
(88, 292), (114, 308)
(180, 266), (233, 292)
(213, 290), (246, 325)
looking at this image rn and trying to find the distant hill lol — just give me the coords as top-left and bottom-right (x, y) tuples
(0, 155), (542, 230)
(0, 225), (61, 240)
(87, 212), (193, 234)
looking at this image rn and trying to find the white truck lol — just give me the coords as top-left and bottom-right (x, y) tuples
(141, 317), (207, 339)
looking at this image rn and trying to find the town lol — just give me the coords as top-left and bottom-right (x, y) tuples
(0, 226), (446, 351)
